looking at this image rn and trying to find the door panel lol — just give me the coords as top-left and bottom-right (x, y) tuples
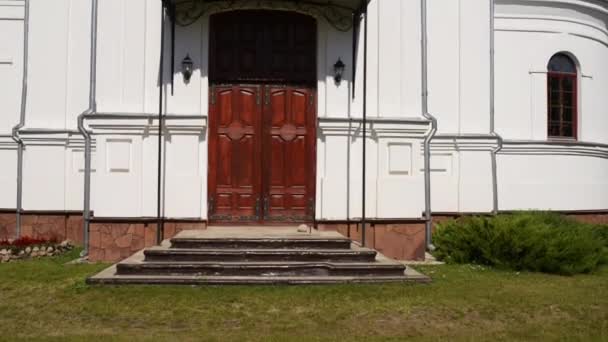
(262, 86), (316, 222)
(209, 85), (316, 224)
(208, 85), (263, 223)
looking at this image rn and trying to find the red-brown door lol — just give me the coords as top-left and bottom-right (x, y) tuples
(208, 85), (263, 223)
(208, 85), (316, 224)
(263, 86), (316, 222)
(208, 11), (317, 225)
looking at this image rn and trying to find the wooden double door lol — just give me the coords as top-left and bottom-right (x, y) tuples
(208, 84), (316, 224)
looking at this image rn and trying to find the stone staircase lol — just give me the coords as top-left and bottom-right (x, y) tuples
(87, 227), (430, 285)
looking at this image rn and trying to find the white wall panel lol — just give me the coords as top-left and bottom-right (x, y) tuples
(458, 151), (493, 212)
(164, 134), (205, 218)
(64, 147), (96, 211)
(26, 0), (69, 128)
(22, 146), (65, 210)
(498, 153), (608, 211)
(94, 136), (142, 216)
(0, 149), (17, 208)
(0, 20), (22, 132)
(377, 138), (424, 218)
(0, 0), (25, 20)
(430, 152), (459, 212)
(427, 0), (460, 133)
(459, 1), (490, 133)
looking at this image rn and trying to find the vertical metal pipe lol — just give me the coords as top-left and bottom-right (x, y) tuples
(11, 0), (30, 238)
(421, 0), (438, 250)
(489, 0), (503, 214)
(170, 4), (175, 96)
(351, 10), (361, 99)
(156, 4), (166, 244)
(77, 0), (98, 257)
(361, 6), (368, 247)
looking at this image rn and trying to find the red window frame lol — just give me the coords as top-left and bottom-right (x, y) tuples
(547, 71), (577, 140)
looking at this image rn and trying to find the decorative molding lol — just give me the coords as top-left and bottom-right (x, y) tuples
(500, 140), (608, 158)
(495, 14), (608, 47)
(496, 0), (608, 17)
(318, 117), (430, 138)
(86, 114), (208, 134)
(0, 0), (24, 20)
(173, 0), (356, 31)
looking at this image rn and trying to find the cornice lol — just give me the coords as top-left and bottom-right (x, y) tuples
(496, 0), (608, 16)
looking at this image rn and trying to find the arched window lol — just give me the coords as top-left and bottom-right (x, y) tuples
(547, 53), (577, 139)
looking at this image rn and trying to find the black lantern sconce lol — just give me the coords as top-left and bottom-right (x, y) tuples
(181, 54), (193, 84)
(333, 58), (345, 85)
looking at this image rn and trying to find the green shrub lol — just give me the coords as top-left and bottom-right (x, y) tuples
(433, 212), (608, 275)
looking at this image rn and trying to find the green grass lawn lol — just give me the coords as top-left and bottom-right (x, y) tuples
(0, 250), (606, 341)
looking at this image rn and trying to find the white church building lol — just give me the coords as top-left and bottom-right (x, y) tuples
(0, 0), (607, 262)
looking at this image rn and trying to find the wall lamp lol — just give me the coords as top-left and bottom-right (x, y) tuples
(181, 54), (193, 84)
(333, 58), (345, 85)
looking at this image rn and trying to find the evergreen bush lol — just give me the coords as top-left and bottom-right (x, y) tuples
(433, 212), (608, 275)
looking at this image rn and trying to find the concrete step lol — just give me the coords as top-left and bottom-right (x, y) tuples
(87, 229), (432, 285)
(116, 261), (406, 278)
(144, 248), (377, 263)
(87, 273), (430, 285)
(170, 237), (352, 250)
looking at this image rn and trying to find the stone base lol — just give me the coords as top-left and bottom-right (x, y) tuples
(0, 212), (83, 245)
(317, 222), (427, 261)
(88, 221), (207, 262)
(567, 212), (608, 225)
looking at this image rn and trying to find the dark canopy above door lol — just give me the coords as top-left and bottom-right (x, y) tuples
(163, 0), (369, 31)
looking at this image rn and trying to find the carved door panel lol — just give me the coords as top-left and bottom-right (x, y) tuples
(208, 85), (263, 223)
(208, 85), (316, 224)
(262, 86), (316, 223)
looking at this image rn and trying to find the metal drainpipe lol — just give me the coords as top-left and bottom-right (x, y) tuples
(76, 0), (98, 257)
(361, 3), (368, 247)
(421, 0), (438, 251)
(10, 0), (30, 239)
(489, 0), (503, 214)
(156, 4), (166, 245)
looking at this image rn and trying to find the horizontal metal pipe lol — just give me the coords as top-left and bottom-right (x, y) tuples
(503, 139), (608, 149)
(86, 113), (206, 120)
(319, 116), (430, 124)
(435, 134), (500, 140)
(18, 129), (79, 135)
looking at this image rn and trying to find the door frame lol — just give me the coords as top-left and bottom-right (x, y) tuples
(206, 10), (318, 226)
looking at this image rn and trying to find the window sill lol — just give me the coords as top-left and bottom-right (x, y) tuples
(548, 137), (578, 142)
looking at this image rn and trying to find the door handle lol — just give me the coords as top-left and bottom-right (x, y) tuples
(255, 197), (261, 220)
(263, 196), (269, 219)
(208, 196), (215, 215)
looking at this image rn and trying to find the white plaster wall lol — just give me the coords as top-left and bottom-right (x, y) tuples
(495, 0), (608, 211)
(495, 1), (608, 142)
(0, 0), (23, 209)
(427, 0), (492, 135)
(317, 0), (432, 220)
(498, 153), (608, 211)
(0, 16), (22, 132)
(22, 145), (65, 210)
(0, 148), (17, 208)
(26, 0), (90, 129)
(2, 0), (606, 219)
